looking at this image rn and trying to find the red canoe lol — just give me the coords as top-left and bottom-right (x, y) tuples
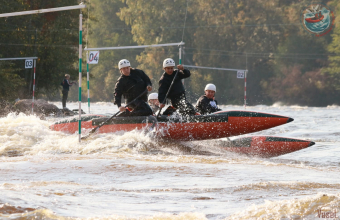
(305, 15), (324, 23)
(222, 136), (315, 158)
(50, 110), (294, 141)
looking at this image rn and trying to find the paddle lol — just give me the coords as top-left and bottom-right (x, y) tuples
(157, 69), (180, 117)
(81, 89), (148, 140)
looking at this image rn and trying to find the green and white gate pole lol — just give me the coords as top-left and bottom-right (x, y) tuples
(86, 52), (90, 114)
(78, 12), (83, 142)
(179, 42), (183, 85)
(179, 44), (182, 65)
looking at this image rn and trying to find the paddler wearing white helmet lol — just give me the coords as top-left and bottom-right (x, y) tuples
(148, 92), (160, 113)
(158, 58), (197, 116)
(195, 83), (222, 115)
(113, 59), (153, 117)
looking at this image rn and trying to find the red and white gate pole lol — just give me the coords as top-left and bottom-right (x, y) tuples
(86, 52), (90, 114)
(244, 70), (247, 108)
(32, 59), (36, 113)
(78, 12), (83, 142)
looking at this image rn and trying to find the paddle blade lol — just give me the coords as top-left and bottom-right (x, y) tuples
(81, 124), (101, 140)
(81, 133), (91, 140)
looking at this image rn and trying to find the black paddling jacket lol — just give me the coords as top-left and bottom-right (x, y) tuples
(114, 68), (152, 107)
(158, 69), (190, 103)
(61, 78), (72, 91)
(195, 95), (222, 115)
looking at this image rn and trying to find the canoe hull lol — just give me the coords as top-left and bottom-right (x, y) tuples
(305, 15), (324, 23)
(222, 136), (315, 158)
(50, 111), (294, 141)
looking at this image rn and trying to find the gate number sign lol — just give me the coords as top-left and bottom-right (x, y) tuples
(25, 59), (33, 69)
(237, 70), (245, 78)
(88, 51), (99, 64)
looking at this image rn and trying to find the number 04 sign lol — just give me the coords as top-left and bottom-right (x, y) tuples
(25, 59), (33, 68)
(88, 51), (99, 64)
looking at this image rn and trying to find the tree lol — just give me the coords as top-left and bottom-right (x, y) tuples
(0, 0), (80, 101)
(84, 0), (135, 101)
(186, 0), (285, 104)
(266, 64), (336, 106)
(323, 0), (340, 94)
(266, 0), (337, 106)
(118, 0), (192, 93)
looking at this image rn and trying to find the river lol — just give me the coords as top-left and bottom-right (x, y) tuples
(1, 102), (339, 219)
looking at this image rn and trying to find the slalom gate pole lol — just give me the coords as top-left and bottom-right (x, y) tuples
(179, 43), (183, 85)
(86, 52), (90, 114)
(78, 12), (83, 142)
(32, 59), (36, 113)
(245, 53), (248, 108)
(179, 45), (182, 65)
(244, 70), (247, 108)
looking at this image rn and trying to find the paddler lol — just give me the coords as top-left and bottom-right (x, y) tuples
(114, 59), (153, 116)
(148, 92), (160, 114)
(195, 83), (222, 115)
(148, 92), (177, 116)
(158, 58), (197, 116)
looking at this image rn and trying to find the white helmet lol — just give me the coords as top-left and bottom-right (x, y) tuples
(205, 83), (216, 92)
(163, 58), (175, 68)
(148, 93), (158, 100)
(118, 59), (130, 69)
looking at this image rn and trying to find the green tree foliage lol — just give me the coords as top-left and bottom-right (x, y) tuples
(88, 0), (340, 106)
(266, 0), (338, 105)
(1, 0), (339, 106)
(186, 0), (286, 104)
(118, 0), (191, 92)
(0, 63), (26, 100)
(84, 0), (135, 101)
(324, 0), (340, 91)
(0, 0), (80, 101)
(266, 64), (336, 106)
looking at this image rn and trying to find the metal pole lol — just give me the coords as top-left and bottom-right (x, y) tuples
(86, 52), (90, 114)
(184, 65), (246, 72)
(0, 5), (86, 18)
(32, 59), (36, 113)
(84, 42), (185, 51)
(0, 57), (38, 61)
(78, 12), (83, 142)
